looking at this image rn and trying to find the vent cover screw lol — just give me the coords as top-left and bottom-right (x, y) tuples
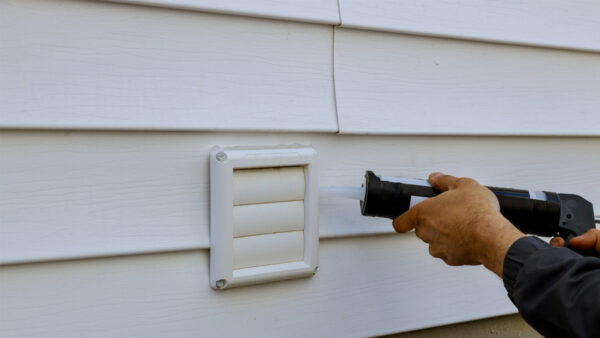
(215, 279), (227, 289)
(216, 152), (227, 162)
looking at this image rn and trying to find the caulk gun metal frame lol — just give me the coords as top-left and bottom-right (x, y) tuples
(360, 171), (596, 242)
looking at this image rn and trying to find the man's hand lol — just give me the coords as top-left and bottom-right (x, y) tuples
(550, 229), (600, 254)
(392, 172), (525, 277)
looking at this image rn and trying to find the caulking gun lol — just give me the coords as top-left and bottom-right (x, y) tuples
(326, 171), (599, 243)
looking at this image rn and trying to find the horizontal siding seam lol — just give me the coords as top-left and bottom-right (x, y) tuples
(338, 130), (600, 137)
(0, 125), (341, 133)
(339, 23), (600, 54)
(105, 0), (342, 25)
(0, 230), (398, 266)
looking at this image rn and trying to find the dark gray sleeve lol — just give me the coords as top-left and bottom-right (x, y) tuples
(502, 236), (600, 338)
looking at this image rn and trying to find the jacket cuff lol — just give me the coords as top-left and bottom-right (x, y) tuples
(503, 236), (550, 294)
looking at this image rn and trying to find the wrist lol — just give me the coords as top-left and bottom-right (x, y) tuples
(479, 218), (524, 277)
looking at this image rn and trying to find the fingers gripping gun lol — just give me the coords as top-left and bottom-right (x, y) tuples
(360, 171), (598, 243)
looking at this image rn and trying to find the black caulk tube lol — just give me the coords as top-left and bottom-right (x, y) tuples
(360, 171), (596, 241)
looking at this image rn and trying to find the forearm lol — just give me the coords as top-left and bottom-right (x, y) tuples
(503, 236), (600, 338)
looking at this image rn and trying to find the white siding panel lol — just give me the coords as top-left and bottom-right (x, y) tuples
(0, 236), (516, 337)
(109, 0), (340, 24)
(338, 0), (600, 52)
(2, 131), (599, 264)
(334, 28), (600, 135)
(0, 0), (337, 132)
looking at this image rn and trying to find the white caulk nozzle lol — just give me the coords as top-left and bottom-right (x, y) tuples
(319, 186), (365, 201)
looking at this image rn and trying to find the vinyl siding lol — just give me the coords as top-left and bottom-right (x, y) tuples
(334, 28), (600, 135)
(337, 0), (600, 52)
(0, 236), (515, 338)
(0, 0), (338, 132)
(2, 131), (599, 264)
(1, 0), (599, 336)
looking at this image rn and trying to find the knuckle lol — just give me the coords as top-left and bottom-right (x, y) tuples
(439, 174), (454, 185)
(456, 177), (476, 187)
(415, 227), (429, 243)
(428, 245), (440, 257)
(413, 206), (428, 225)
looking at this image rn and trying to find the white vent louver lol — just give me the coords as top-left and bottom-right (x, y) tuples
(210, 146), (318, 289)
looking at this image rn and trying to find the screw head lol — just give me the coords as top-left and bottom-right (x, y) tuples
(215, 152), (227, 162)
(215, 279), (227, 289)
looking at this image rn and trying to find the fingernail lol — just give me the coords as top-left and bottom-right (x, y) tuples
(429, 172), (443, 179)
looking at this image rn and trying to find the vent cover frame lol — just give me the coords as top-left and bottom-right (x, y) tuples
(209, 145), (319, 289)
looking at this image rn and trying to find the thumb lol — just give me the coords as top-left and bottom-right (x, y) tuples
(428, 172), (460, 192)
